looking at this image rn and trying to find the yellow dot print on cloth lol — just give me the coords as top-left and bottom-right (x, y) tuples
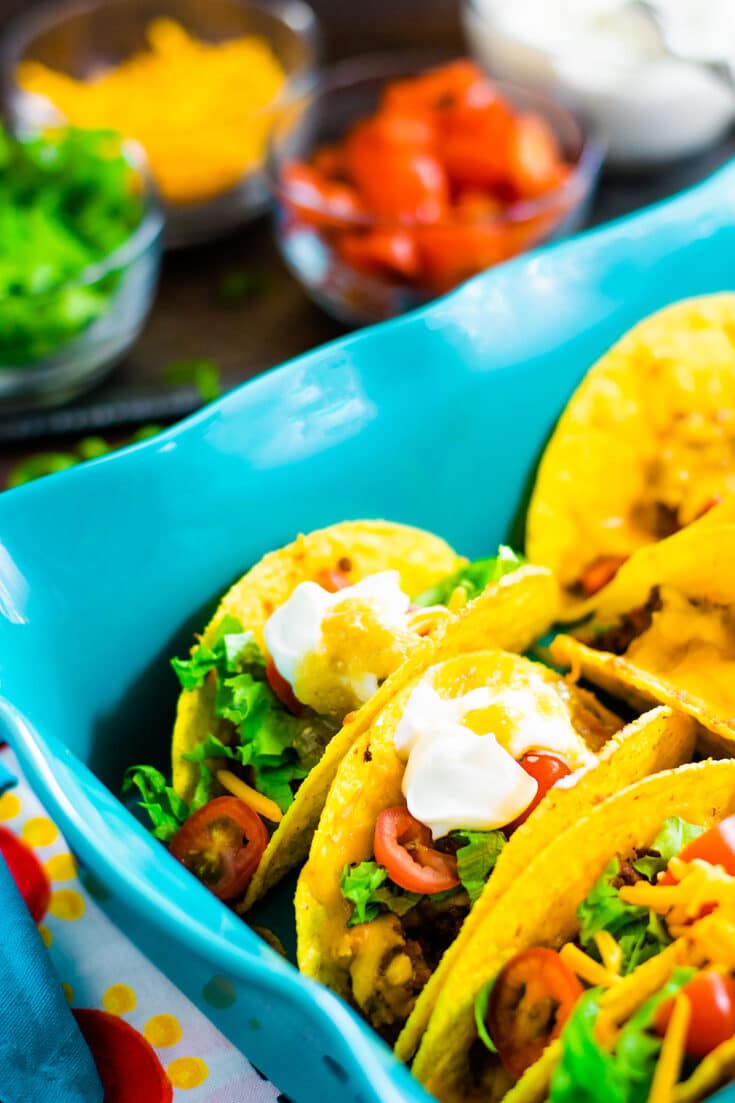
(38, 924), (53, 947)
(62, 983), (73, 1004)
(167, 1057), (209, 1090)
(102, 984), (137, 1015)
(44, 853), (77, 881)
(49, 889), (85, 920)
(22, 817), (58, 847)
(144, 1014), (182, 1048)
(0, 791), (21, 820)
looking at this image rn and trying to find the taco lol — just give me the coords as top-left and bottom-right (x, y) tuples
(550, 523), (735, 758)
(295, 640), (695, 1047)
(124, 521), (558, 910)
(411, 758), (735, 1103)
(525, 294), (735, 612)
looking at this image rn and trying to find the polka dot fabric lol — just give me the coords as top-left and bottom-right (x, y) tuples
(0, 747), (281, 1103)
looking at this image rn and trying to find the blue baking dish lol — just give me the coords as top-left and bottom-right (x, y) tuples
(2, 158), (735, 1103)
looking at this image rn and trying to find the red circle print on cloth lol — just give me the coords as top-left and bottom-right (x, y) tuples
(73, 1009), (173, 1103)
(0, 824), (50, 921)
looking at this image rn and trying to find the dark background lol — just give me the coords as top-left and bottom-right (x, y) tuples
(0, 0), (733, 472)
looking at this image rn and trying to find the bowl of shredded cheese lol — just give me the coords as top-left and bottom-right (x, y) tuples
(4, 0), (320, 246)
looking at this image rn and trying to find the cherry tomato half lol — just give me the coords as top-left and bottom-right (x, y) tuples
(74, 1009), (172, 1103)
(487, 947), (584, 1078)
(374, 806), (459, 894)
(169, 796), (268, 901)
(654, 970), (735, 1057)
(0, 824), (51, 922)
(660, 812), (735, 885)
(505, 753), (572, 835)
(266, 659), (304, 716)
(580, 555), (629, 597)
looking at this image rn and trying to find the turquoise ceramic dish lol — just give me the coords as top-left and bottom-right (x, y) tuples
(2, 159), (735, 1103)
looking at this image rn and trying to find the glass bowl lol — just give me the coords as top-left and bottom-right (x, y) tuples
(267, 54), (605, 327)
(3, 0), (320, 248)
(0, 138), (163, 411)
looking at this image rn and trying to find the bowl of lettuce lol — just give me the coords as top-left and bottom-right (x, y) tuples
(0, 125), (163, 408)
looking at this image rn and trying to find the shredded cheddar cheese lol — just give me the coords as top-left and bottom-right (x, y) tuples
(216, 769), (283, 823)
(620, 859), (735, 937)
(17, 18), (287, 203)
(594, 930), (623, 976)
(560, 943), (621, 988)
(647, 992), (690, 1103)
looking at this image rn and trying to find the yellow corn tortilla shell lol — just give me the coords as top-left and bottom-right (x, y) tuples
(552, 524), (735, 757)
(395, 704), (695, 1062)
(525, 294), (735, 610)
(412, 758), (735, 1103)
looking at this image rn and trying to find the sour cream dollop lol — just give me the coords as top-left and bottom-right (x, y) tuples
(264, 570), (412, 714)
(393, 673), (595, 838)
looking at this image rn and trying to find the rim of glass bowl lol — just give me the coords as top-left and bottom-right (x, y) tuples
(267, 51), (606, 230)
(2, 0), (321, 132)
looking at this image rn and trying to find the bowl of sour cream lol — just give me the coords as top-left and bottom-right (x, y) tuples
(463, 0), (735, 165)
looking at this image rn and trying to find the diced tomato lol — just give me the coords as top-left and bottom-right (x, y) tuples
(281, 162), (364, 228)
(0, 824), (50, 922)
(349, 145), (449, 223)
(654, 971), (735, 1057)
(438, 100), (516, 191)
(168, 796), (268, 901)
(336, 229), (420, 279)
(373, 806), (459, 895)
(580, 554), (629, 597)
(382, 60), (496, 115)
(416, 221), (515, 293)
(314, 567), (353, 593)
(74, 1009), (173, 1103)
(312, 143), (347, 179)
(505, 753), (572, 834)
(346, 112), (435, 164)
(266, 659), (304, 716)
(508, 114), (565, 199)
(454, 190), (504, 222)
(487, 948), (584, 1077)
(660, 813), (735, 886)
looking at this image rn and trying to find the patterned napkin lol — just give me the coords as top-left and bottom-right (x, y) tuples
(0, 745), (288, 1103)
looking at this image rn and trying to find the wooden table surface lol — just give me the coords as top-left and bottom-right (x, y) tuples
(0, 0), (733, 485)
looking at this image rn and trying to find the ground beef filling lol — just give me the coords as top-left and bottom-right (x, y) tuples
(592, 587), (662, 655)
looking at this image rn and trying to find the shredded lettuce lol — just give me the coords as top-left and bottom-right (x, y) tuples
(452, 829), (506, 905)
(549, 968), (696, 1103)
(632, 817), (704, 882)
(577, 858), (671, 976)
(170, 615), (262, 690)
(339, 860), (461, 927)
(578, 818), (703, 975)
(412, 545), (524, 607)
(122, 764), (190, 843)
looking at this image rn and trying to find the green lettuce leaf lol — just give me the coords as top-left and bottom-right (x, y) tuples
(632, 818), (704, 881)
(452, 829), (506, 905)
(170, 615), (261, 690)
(122, 765), (189, 843)
(549, 968), (696, 1103)
(577, 858), (671, 976)
(412, 545), (524, 607)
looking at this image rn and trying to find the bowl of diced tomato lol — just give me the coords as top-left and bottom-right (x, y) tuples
(268, 55), (604, 325)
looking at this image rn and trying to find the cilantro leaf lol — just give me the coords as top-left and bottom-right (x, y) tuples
(413, 545), (524, 607)
(577, 858), (671, 976)
(549, 968), (696, 1103)
(452, 829), (506, 905)
(164, 357), (221, 403)
(122, 765), (188, 843)
(632, 818), (704, 881)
